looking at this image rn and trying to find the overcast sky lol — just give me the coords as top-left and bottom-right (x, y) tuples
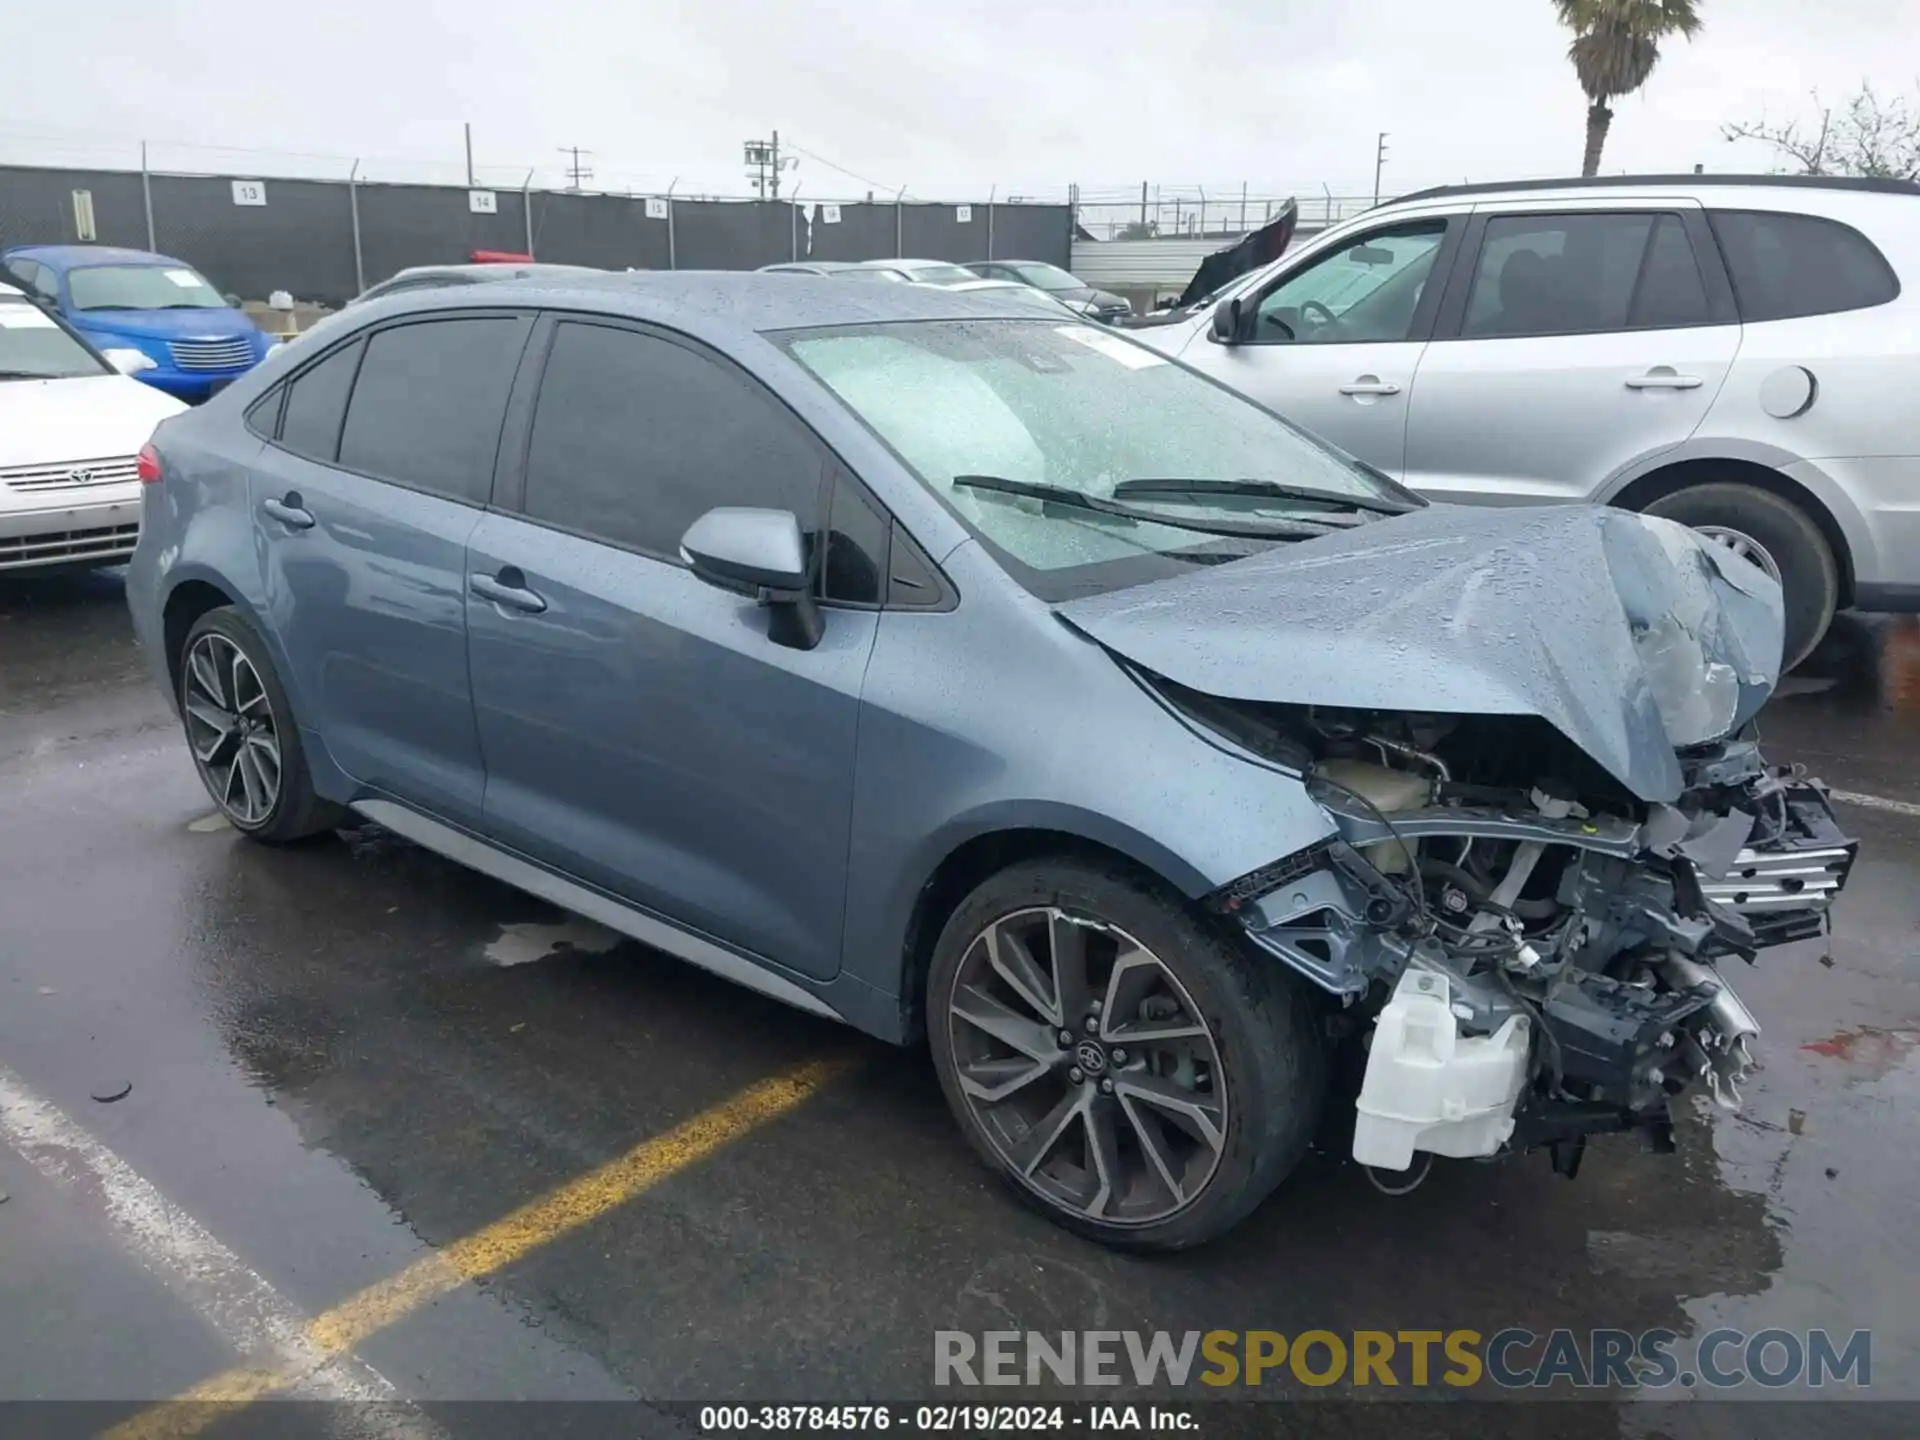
(3, 0), (1912, 205)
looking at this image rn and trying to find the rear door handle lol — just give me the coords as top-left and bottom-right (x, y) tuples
(261, 494), (314, 530)
(1625, 369), (1703, 390)
(470, 568), (547, 614)
(1338, 377), (1402, 396)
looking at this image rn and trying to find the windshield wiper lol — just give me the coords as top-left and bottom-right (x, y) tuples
(0, 369), (57, 381)
(951, 474), (1334, 540)
(1111, 477), (1416, 516)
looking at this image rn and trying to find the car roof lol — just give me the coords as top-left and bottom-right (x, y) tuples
(1394, 173), (1920, 204)
(758, 261), (862, 273)
(358, 268), (1060, 335)
(855, 258), (962, 271)
(385, 262), (602, 283)
(4, 245), (188, 269)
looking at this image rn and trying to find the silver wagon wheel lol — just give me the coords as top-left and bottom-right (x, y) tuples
(182, 632), (282, 826)
(945, 906), (1228, 1226)
(1695, 524), (1784, 585)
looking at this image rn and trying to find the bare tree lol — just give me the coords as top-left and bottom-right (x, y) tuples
(1724, 82), (1920, 180)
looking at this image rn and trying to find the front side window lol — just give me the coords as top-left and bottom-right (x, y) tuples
(67, 264), (226, 311)
(521, 321), (823, 557)
(1252, 223), (1447, 344)
(0, 298), (110, 379)
(1461, 212), (1710, 338)
(337, 317), (526, 501)
(1707, 209), (1899, 322)
(780, 319), (1416, 599)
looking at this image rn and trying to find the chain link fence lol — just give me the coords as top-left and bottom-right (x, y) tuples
(0, 163), (1075, 308)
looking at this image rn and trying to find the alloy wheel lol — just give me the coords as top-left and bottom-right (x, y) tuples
(182, 633), (282, 826)
(1696, 524), (1784, 586)
(945, 906), (1228, 1226)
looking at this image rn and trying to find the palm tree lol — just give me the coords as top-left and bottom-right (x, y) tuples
(1554, 0), (1704, 176)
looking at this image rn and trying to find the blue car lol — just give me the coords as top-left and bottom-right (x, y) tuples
(1, 245), (271, 403)
(125, 274), (1854, 1247)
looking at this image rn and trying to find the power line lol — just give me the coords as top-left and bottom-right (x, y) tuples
(778, 139), (901, 197)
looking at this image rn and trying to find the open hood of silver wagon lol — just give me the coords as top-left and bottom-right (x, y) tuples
(1055, 504), (1786, 803)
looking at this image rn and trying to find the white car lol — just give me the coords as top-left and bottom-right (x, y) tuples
(1132, 174), (1920, 667)
(0, 290), (185, 574)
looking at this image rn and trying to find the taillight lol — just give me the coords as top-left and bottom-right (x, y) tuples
(137, 443), (163, 484)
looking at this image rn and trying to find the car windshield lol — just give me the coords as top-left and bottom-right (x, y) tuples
(0, 299), (110, 379)
(780, 318), (1414, 598)
(1007, 262), (1081, 291)
(903, 264), (979, 286)
(68, 264), (227, 311)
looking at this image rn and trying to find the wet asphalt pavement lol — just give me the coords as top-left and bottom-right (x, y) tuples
(0, 570), (1914, 1438)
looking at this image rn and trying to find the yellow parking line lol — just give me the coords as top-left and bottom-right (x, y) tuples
(108, 1056), (850, 1440)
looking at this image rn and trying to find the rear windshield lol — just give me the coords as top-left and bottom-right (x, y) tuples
(0, 299), (110, 379)
(68, 264), (227, 312)
(903, 264), (979, 286)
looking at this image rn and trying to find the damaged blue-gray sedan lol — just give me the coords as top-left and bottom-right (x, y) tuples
(125, 275), (1856, 1249)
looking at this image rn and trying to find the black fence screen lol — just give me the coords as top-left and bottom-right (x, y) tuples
(0, 163), (1074, 307)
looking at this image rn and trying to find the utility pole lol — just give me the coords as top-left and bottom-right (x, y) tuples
(1373, 132), (1390, 207)
(743, 133), (797, 200)
(559, 146), (594, 192)
(465, 122), (475, 187)
(1139, 180), (1148, 230)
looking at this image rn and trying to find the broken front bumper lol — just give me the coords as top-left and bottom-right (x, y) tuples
(1213, 764), (1857, 1176)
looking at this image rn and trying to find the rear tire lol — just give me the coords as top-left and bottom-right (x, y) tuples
(926, 857), (1327, 1251)
(178, 607), (344, 844)
(1642, 481), (1839, 671)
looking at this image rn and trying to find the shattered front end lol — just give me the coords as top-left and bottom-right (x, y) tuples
(1061, 504), (1861, 1182)
(1209, 720), (1854, 1179)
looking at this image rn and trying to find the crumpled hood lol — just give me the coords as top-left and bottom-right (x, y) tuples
(1056, 504), (1786, 803)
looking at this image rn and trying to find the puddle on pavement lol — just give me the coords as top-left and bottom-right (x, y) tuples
(483, 916), (624, 967)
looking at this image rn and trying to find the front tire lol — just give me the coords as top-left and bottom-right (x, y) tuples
(178, 607), (343, 844)
(926, 858), (1327, 1250)
(1643, 481), (1839, 670)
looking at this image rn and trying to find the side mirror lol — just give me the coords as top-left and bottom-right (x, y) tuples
(680, 506), (823, 650)
(1209, 296), (1243, 345)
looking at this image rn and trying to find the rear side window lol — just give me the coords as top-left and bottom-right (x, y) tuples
(1708, 210), (1899, 321)
(277, 340), (363, 462)
(337, 317), (526, 502)
(1462, 212), (1710, 337)
(521, 321), (823, 557)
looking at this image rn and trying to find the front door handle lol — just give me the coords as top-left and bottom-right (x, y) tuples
(470, 569), (547, 614)
(261, 494), (314, 530)
(1338, 376), (1402, 397)
(1625, 368), (1703, 390)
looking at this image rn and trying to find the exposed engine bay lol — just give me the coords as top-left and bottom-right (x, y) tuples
(1185, 697), (1856, 1180)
